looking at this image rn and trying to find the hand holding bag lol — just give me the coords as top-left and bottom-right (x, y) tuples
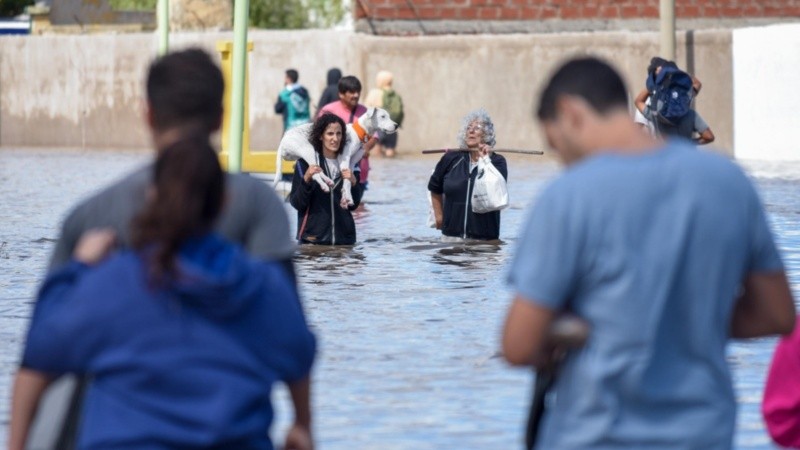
(471, 156), (509, 213)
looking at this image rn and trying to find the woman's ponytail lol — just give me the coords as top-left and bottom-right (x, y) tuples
(131, 136), (224, 281)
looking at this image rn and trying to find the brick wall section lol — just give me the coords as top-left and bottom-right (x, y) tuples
(354, 0), (800, 21)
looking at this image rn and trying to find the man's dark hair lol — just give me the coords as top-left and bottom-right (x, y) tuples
(647, 56), (678, 76)
(536, 57), (628, 121)
(338, 75), (362, 94)
(286, 69), (299, 84)
(146, 48), (224, 134)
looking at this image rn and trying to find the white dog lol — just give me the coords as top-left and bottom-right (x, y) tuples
(274, 107), (398, 208)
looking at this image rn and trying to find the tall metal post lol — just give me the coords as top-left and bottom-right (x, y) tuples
(227, 0), (250, 173)
(157, 0), (169, 55)
(659, 0), (676, 60)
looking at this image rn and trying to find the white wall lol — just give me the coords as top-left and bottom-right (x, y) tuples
(733, 23), (800, 161)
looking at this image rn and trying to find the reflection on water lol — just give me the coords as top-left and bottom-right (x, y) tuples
(0, 149), (798, 449)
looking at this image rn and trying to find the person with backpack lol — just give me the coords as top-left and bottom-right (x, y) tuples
(503, 56), (794, 450)
(634, 58), (714, 145)
(365, 70), (404, 158)
(275, 68), (311, 132)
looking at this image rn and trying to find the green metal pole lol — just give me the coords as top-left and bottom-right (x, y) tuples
(227, 0), (250, 173)
(659, 0), (675, 60)
(157, 0), (168, 55)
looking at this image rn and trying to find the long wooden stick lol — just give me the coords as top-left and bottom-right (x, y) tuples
(421, 148), (544, 155)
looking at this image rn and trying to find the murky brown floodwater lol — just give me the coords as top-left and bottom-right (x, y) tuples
(1, 148), (798, 449)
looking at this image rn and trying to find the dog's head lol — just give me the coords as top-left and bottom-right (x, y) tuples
(362, 107), (398, 135)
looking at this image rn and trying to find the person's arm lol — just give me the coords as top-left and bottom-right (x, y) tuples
(430, 193), (444, 229)
(48, 207), (85, 272)
(762, 321), (800, 447)
(284, 376), (313, 450)
(364, 136), (379, 154)
(696, 128), (714, 145)
(731, 272), (795, 338)
(427, 155), (450, 230)
(275, 94), (287, 115)
(261, 262), (316, 449)
(343, 169), (364, 211)
(731, 181), (796, 338)
(691, 112), (714, 145)
(634, 88), (650, 114)
(25, 231), (117, 372)
(502, 296), (557, 368)
(502, 184), (582, 366)
(692, 76), (702, 95)
(11, 230), (116, 450)
(288, 162), (317, 214)
(8, 369), (53, 450)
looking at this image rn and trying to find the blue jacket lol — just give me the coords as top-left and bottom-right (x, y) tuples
(23, 234), (316, 449)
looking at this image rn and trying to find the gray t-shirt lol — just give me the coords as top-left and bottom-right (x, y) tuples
(48, 165), (295, 271)
(644, 105), (709, 139)
(507, 142), (782, 449)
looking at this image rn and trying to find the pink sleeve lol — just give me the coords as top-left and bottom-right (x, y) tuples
(763, 317), (800, 448)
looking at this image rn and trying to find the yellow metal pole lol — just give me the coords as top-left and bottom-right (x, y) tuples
(216, 41), (252, 172)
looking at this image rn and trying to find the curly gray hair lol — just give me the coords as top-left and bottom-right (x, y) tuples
(456, 108), (497, 149)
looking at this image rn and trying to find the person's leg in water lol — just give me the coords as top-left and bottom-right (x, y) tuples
(379, 132), (398, 158)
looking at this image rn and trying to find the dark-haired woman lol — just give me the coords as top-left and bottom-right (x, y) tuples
(10, 138), (316, 450)
(289, 113), (363, 245)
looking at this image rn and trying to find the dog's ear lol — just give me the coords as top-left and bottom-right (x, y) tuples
(367, 107), (376, 117)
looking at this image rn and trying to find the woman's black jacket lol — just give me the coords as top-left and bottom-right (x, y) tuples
(289, 159), (363, 245)
(427, 151), (508, 240)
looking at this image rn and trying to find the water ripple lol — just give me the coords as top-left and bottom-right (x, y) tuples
(0, 150), (797, 449)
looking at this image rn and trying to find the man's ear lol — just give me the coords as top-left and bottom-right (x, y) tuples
(557, 96), (586, 130)
(145, 101), (156, 130)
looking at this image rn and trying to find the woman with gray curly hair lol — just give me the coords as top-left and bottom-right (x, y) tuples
(427, 109), (508, 240)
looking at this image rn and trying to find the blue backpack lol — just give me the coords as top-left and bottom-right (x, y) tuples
(648, 66), (693, 125)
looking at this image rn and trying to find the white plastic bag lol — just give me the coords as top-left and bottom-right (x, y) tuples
(427, 190), (437, 228)
(471, 156), (508, 213)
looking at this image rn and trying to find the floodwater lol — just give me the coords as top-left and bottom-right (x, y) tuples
(0, 148), (798, 449)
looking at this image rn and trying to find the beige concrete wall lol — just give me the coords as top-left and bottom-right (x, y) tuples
(0, 29), (733, 155)
(358, 29), (732, 155)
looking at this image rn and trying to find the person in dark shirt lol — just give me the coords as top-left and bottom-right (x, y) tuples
(274, 68), (311, 131)
(316, 67), (341, 114)
(289, 113), (363, 245)
(428, 109), (508, 240)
